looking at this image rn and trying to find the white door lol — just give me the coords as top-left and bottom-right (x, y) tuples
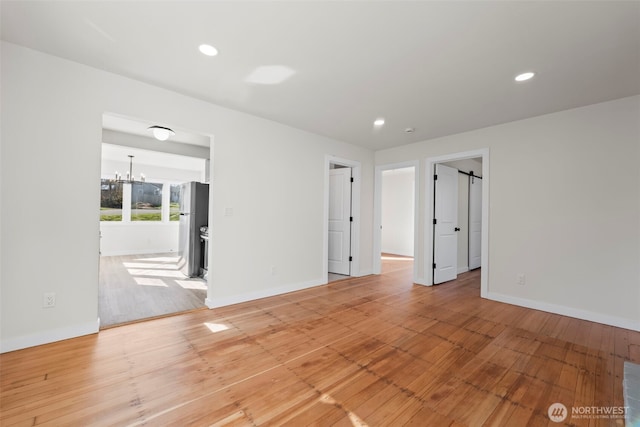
(468, 175), (482, 270)
(328, 167), (352, 275)
(434, 164), (458, 284)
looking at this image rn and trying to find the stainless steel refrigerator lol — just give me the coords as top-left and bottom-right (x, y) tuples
(178, 182), (209, 277)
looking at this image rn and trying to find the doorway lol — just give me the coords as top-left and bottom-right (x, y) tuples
(433, 158), (483, 284)
(324, 156), (361, 283)
(426, 149), (489, 297)
(373, 161), (419, 282)
(99, 114), (212, 327)
(380, 166), (416, 275)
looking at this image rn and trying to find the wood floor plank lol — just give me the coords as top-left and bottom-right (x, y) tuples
(1, 260), (637, 426)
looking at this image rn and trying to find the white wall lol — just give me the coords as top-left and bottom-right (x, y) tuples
(100, 223), (179, 256)
(0, 42), (374, 352)
(376, 95), (640, 330)
(381, 168), (414, 256)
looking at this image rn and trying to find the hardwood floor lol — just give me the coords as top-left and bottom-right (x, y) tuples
(2, 258), (639, 426)
(99, 253), (207, 327)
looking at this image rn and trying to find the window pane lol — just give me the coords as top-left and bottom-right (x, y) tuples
(131, 182), (162, 221)
(100, 179), (123, 221)
(170, 184), (181, 221)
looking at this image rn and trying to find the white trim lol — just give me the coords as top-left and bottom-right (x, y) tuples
(206, 278), (326, 309)
(0, 318), (100, 353)
(424, 149), (490, 299)
(457, 266), (470, 274)
(323, 156), (362, 281)
(352, 269), (373, 277)
(373, 160), (420, 283)
(487, 292), (640, 332)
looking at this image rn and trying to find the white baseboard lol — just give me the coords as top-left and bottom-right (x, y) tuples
(206, 278), (326, 309)
(413, 277), (431, 286)
(487, 291), (640, 332)
(457, 266), (469, 274)
(0, 318), (100, 354)
(352, 269), (373, 278)
(100, 248), (177, 257)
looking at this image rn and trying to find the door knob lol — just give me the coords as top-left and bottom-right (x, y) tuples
(454, 227), (460, 231)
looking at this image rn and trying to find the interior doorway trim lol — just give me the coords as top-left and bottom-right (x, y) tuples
(323, 155), (362, 283)
(373, 160), (419, 283)
(424, 148), (489, 298)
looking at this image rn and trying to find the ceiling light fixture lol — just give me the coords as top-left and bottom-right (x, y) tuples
(515, 71), (535, 82)
(147, 125), (175, 141)
(404, 127), (415, 133)
(373, 118), (385, 126)
(198, 44), (218, 57)
(112, 155), (145, 183)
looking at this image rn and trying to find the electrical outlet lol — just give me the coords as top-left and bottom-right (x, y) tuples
(43, 292), (56, 308)
(517, 274), (526, 286)
(270, 265), (277, 276)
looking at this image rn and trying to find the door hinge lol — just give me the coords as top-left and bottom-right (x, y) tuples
(350, 216), (353, 222)
(350, 177), (354, 183)
(349, 256), (353, 262)
(434, 174), (438, 180)
(433, 263), (436, 269)
(433, 218), (437, 225)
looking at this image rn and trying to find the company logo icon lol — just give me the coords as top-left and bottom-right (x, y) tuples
(548, 403), (568, 422)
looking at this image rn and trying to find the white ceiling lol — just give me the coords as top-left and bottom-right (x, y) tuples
(2, 1), (639, 151)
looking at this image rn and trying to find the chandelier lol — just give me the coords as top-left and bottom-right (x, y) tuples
(114, 155), (146, 183)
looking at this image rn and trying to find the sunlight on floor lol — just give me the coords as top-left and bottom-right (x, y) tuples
(123, 262), (180, 270)
(134, 277), (168, 287)
(127, 269), (187, 278)
(134, 256), (180, 262)
(380, 255), (414, 261)
(204, 322), (229, 333)
(176, 280), (207, 290)
(319, 393), (369, 427)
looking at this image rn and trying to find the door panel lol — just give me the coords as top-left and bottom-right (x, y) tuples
(328, 168), (352, 275)
(469, 175), (482, 270)
(434, 164), (458, 284)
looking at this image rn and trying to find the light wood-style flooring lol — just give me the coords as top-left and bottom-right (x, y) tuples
(2, 257), (639, 426)
(99, 253), (206, 327)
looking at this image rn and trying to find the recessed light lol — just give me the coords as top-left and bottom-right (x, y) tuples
(198, 44), (218, 57)
(515, 71), (535, 82)
(373, 118), (385, 126)
(404, 127), (415, 133)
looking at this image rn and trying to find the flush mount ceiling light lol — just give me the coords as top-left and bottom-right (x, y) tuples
(373, 118), (385, 126)
(198, 44), (218, 57)
(515, 71), (535, 82)
(147, 125), (175, 141)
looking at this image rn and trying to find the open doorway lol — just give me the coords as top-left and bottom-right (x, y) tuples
(99, 114), (211, 327)
(373, 161), (419, 281)
(426, 149), (489, 297)
(380, 166), (415, 275)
